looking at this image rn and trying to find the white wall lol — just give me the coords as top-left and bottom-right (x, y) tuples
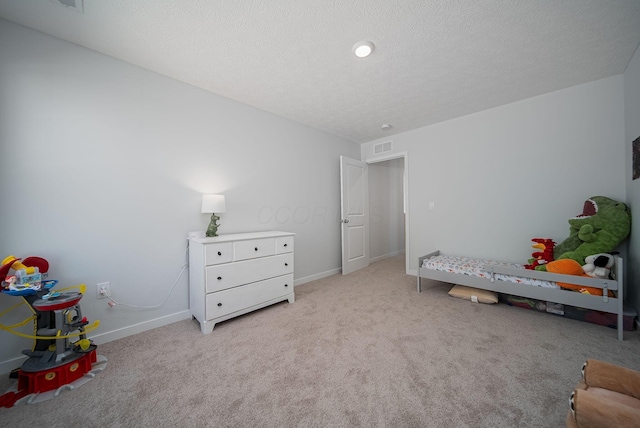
(625, 43), (640, 311)
(362, 76), (627, 275)
(0, 19), (359, 371)
(368, 158), (405, 261)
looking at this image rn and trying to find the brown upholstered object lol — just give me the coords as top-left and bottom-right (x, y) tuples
(571, 388), (640, 428)
(566, 409), (578, 428)
(582, 359), (640, 400)
(574, 381), (587, 391)
(567, 359), (640, 428)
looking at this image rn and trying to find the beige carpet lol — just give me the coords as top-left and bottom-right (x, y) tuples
(1, 255), (639, 427)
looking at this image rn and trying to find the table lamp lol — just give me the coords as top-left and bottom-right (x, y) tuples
(201, 194), (226, 237)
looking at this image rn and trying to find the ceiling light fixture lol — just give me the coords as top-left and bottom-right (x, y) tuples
(352, 41), (375, 58)
(381, 124), (392, 130)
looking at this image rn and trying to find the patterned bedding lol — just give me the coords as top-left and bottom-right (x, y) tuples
(421, 255), (559, 289)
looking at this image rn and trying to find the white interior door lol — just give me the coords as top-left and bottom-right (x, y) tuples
(340, 156), (369, 275)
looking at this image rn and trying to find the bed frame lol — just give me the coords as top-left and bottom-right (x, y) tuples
(417, 250), (625, 341)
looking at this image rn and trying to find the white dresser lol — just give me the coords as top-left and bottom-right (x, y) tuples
(188, 231), (295, 334)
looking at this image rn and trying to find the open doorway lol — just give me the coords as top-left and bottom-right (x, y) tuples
(339, 152), (409, 275)
(368, 157), (405, 263)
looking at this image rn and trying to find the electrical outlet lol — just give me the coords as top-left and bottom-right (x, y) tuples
(97, 282), (111, 299)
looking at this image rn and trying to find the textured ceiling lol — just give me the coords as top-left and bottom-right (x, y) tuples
(1, 0), (640, 143)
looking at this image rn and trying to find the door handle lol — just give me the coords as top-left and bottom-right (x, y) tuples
(341, 219), (350, 224)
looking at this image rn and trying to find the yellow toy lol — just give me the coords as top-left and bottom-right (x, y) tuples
(2, 255), (38, 275)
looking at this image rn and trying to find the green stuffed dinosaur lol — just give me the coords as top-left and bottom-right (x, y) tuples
(550, 196), (631, 266)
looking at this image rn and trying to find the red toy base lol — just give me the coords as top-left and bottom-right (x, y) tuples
(0, 350), (104, 408)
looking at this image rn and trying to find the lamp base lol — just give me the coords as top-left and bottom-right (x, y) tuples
(206, 213), (221, 237)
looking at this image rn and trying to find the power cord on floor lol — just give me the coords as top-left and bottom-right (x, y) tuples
(104, 243), (189, 310)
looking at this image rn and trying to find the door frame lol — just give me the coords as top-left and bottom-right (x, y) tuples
(364, 151), (411, 275)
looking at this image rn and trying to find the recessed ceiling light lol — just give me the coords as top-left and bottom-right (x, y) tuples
(381, 124), (392, 130)
(353, 41), (375, 58)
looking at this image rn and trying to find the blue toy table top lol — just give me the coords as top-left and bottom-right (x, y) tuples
(1, 280), (58, 296)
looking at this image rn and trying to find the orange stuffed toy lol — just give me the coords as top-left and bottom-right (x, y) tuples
(546, 259), (613, 297)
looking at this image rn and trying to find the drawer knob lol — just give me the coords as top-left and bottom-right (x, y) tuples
(284, 284), (289, 287)
(217, 251), (222, 256)
(284, 243), (288, 247)
(255, 247), (258, 251)
(285, 263), (288, 267)
(217, 303), (222, 307)
(217, 276), (222, 280)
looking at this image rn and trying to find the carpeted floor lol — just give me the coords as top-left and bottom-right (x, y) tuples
(1, 255), (639, 427)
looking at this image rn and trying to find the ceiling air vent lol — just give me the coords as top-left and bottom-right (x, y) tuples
(373, 141), (392, 155)
(50, 0), (84, 13)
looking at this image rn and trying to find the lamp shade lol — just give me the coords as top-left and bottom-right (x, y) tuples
(201, 194), (226, 214)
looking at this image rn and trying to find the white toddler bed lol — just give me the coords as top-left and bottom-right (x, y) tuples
(417, 250), (625, 340)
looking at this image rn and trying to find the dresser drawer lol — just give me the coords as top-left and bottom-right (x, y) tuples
(276, 236), (294, 254)
(206, 274), (294, 320)
(205, 253), (293, 293)
(234, 238), (276, 261)
(204, 243), (234, 265)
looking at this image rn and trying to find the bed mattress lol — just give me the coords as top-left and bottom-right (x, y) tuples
(421, 255), (559, 289)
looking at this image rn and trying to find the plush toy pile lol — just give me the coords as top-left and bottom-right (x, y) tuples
(552, 196), (631, 266)
(546, 257), (614, 296)
(528, 196), (631, 293)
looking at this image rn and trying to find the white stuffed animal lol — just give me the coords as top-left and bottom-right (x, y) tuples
(582, 254), (614, 279)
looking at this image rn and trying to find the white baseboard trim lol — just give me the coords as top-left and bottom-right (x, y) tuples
(294, 252), (409, 286)
(0, 310), (192, 375)
(89, 310), (192, 345)
(295, 268), (341, 286)
(370, 250), (405, 264)
(0, 355), (27, 376)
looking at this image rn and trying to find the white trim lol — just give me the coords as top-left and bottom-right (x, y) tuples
(0, 355), (27, 376)
(295, 268), (341, 286)
(89, 310), (191, 345)
(0, 310), (191, 375)
(365, 151), (407, 164)
(370, 250), (405, 264)
(364, 151), (411, 275)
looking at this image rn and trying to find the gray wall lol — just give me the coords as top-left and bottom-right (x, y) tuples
(369, 158), (405, 261)
(362, 76), (627, 275)
(0, 19), (359, 371)
(625, 43), (640, 313)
